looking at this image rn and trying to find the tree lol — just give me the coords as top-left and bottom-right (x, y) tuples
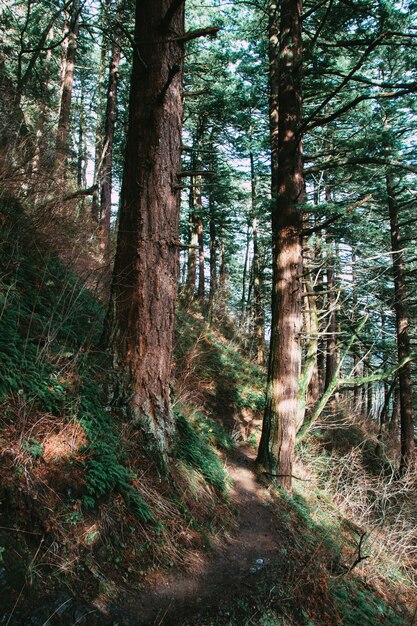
(98, 0), (124, 267)
(386, 169), (415, 471)
(105, 0), (186, 462)
(55, 0), (80, 170)
(257, 0), (304, 490)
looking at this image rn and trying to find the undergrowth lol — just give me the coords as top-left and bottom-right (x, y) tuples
(2, 199), (413, 625)
(174, 407), (232, 492)
(0, 200), (235, 620)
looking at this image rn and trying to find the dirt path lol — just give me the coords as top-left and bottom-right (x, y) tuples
(119, 447), (284, 625)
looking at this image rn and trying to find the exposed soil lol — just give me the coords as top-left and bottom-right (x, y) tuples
(117, 446), (285, 625)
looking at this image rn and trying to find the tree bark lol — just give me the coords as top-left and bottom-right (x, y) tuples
(249, 150), (265, 364)
(105, 0), (185, 462)
(92, 12), (109, 222)
(241, 220), (251, 323)
(218, 234), (227, 317)
(55, 0), (79, 170)
(253, 214), (264, 366)
(208, 192), (217, 316)
(257, 0), (304, 490)
(197, 215), (205, 300)
(186, 206), (198, 302)
(386, 169), (415, 472)
(324, 251), (337, 391)
(99, 1), (123, 268)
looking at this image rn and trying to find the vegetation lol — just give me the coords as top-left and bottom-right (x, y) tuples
(1, 0), (417, 623)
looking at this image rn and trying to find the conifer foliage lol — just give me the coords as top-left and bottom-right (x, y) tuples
(1, 0), (417, 621)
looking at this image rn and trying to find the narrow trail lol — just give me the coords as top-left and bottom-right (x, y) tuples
(120, 447), (284, 625)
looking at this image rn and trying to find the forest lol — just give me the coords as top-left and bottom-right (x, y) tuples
(0, 0), (417, 623)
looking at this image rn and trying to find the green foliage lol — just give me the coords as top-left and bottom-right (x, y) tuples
(21, 437), (43, 458)
(0, 204), (153, 523)
(333, 580), (406, 626)
(79, 377), (154, 523)
(203, 333), (266, 412)
(174, 410), (230, 492)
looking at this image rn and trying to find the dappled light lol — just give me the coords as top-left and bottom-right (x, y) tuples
(1, 0), (417, 623)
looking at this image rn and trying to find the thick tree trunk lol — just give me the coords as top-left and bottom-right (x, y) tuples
(55, 0), (79, 170)
(105, 0), (185, 461)
(386, 169), (415, 471)
(257, 0), (304, 490)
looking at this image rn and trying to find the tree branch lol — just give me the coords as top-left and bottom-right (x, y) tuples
(302, 195), (373, 236)
(305, 157), (417, 176)
(171, 26), (220, 44)
(303, 87), (417, 132)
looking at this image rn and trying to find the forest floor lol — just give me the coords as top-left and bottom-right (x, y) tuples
(118, 445), (287, 626)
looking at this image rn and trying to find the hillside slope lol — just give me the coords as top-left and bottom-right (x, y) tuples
(0, 199), (415, 625)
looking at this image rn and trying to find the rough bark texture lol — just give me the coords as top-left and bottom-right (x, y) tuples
(257, 0), (304, 490)
(386, 170), (415, 471)
(105, 0), (185, 459)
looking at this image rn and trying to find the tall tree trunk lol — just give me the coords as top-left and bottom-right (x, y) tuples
(257, 0), (304, 490)
(218, 234), (227, 317)
(390, 384), (400, 435)
(253, 215), (264, 366)
(186, 211), (198, 303)
(249, 150), (264, 364)
(324, 259), (337, 391)
(92, 18), (109, 222)
(77, 90), (87, 189)
(197, 215), (205, 300)
(32, 30), (54, 182)
(55, 0), (79, 170)
(105, 0), (185, 461)
(208, 193), (217, 316)
(386, 169), (415, 472)
(302, 244), (319, 420)
(241, 220), (251, 322)
(351, 251), (362, 411)
(366, 364), (373, 419)
(99, 3), (123, 268)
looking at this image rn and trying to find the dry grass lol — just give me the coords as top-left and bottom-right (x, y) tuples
(298, 413), (417, 605)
